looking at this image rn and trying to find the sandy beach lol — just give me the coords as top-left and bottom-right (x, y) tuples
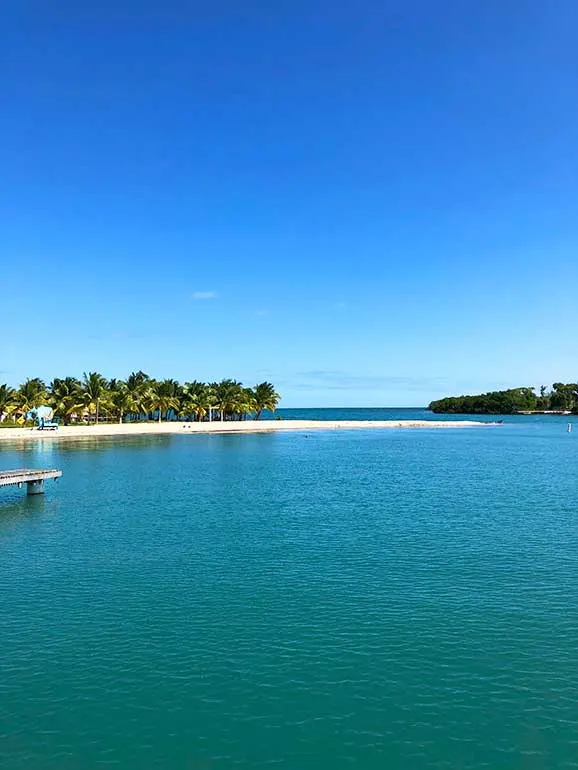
(0, 419), (492, 441)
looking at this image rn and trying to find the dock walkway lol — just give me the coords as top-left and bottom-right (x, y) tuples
(0, 469), (62, 495)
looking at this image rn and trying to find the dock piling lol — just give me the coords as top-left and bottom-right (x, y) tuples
(0, 469), (62, 496)
(27, 479), (45, 495)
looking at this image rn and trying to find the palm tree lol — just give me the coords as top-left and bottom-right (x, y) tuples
(13, 378), (48, 421)
(0, 384), (15, 421)
(108, 380), (131, 424)
(125, 371), (151, 420)
(211, 379), (245, 421)
(49, 377), (84, 424)
(239, 387), (257, 420)
(252, 381), (281, 419)
(181, 381), (214, 421)
(149, 379), (181, 422)
(82, 372), (108, 424)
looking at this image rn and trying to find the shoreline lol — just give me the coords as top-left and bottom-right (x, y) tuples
(0, 419), (493, 442)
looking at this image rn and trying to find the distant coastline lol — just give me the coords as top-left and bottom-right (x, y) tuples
(516, 410), (572, 415)
(0, 419), (493, 442)
(429, 383), (578, 415)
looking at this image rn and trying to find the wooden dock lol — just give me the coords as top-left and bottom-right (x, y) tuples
(0, 469), (62, 495)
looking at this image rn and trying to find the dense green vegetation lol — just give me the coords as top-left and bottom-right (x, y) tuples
(429, 383), (578, 414)
(0, 373), (280, 425)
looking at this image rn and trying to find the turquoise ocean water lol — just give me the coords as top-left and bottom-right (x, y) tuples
(2, 408), (578, 769)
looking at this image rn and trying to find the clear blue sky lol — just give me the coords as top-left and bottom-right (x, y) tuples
(2, 1), (577, 406)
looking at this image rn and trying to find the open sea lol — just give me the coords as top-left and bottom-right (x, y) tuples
(2, 408), (578, 769)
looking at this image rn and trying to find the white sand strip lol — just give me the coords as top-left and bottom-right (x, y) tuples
(0, 419), (493, 441)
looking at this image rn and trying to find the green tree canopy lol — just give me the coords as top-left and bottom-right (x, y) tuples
(429, 384), (578, 414)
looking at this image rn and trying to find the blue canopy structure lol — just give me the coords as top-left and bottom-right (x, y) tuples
(27, 405), (54, 421)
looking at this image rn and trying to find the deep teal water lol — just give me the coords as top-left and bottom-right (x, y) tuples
(2, 410), (578, 769)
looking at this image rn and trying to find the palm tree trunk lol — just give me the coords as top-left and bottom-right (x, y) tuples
(158, 406), (162, 423)
(96, 401), (99, 425)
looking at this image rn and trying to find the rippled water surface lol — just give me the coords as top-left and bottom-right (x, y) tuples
(2, 416), (578, 768)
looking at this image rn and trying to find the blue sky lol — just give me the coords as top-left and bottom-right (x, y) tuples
(2, 1), (577, 406)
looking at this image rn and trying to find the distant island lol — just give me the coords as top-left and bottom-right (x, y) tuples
(429, 383), (578, 415)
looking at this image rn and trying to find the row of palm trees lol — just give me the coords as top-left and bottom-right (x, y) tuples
(0, 372), (281, 425)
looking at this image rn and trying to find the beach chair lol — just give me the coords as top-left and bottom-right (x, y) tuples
(38, 417), (59, 431)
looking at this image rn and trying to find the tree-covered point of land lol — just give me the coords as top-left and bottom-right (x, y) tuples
(429, 383), (578, 414)
(0, 373), (281, 425)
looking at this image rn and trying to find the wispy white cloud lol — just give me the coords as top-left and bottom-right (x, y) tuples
(254, 309), (270, 316)
(192, 291), (218, 300)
